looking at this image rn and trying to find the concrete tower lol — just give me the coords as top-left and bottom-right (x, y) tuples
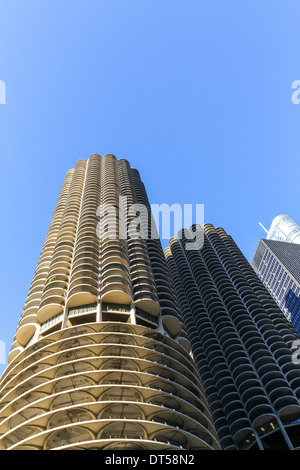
(0, 155), (220, 451)
(165, 224), (300, 450)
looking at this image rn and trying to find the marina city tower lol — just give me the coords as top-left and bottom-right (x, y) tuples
(0, 154), (220, 451)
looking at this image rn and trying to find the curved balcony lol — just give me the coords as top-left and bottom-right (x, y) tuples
(43, 279), (68, 295)
(7, 342), (24, 364)
(162, 314), (181, 339)
(101, 262), (130, 278)
(135, 298), (161, 318)
(16, 315), (37, 347)
(102, 256), (130, 271)
(38, 296), (65, 324)
(73, 250), (98, 265)
(22, 298), (40, 313)
(67, 285), (98, 309)
(177, 332), (191, 353)
(100, 283), (132, 304)
(0, 322), (220, 450)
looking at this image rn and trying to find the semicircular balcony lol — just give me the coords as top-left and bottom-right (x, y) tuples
(177, 331), (190, 353)
(73, 250), (99, 265)
(16, 315), (37, 347)
(131, 277), (158, 295)
(100, 282), (132, 305)
(38, 291), (66, 323)
(22, 299), (41, 317)
(26, 282), (46, 297)
(162, 315), (181, 339)
(7, 341), (24, 364)
(248, 403), (276, 427)
(134, 296), (161, 317)
(67, 284), (99, 309)
(70, 265), (99, 282)
(100, 264), (130, 280)
(31, 268), (50, 283)
(101, 250), (129, 266)
(42, 277), (68, 294)
(230, 420), (253, 447)
(0, 321), (219, 451)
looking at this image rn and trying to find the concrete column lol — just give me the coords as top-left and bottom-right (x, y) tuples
(252, 429), (265, 450)
(130, 303), (136, 325)
(96, 301), (102, 322)
(61, 307), (68, 329)
(276, 417), (294, 449)
(158, 316), (164, 335)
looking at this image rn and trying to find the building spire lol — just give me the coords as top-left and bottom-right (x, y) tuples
(259, 221), (269, 234)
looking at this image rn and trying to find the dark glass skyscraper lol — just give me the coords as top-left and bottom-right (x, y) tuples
(252, 239), (300, 335)
(165, 224), (300, 450)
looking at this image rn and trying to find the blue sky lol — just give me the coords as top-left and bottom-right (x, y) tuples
(0, 0), (300, 373)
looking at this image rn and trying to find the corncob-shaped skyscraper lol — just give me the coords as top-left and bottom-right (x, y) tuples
(165, 224), (300, 450)
(0, 154), (220, 451)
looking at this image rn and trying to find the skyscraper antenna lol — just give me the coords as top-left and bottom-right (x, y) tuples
(259, 222), (268, 234)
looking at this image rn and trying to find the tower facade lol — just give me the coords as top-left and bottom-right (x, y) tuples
(165, 224), (300, 450)
(0, 155), (220, 451)
(252, 239), (300, 335)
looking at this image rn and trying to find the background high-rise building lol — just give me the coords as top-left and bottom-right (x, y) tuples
(264, 215), (300, 244)
(165, 224), (300, 450)
(252, 239), (300, 335)
(0, 154), (220, 451)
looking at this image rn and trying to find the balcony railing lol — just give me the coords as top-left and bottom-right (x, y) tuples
(40, 311), (65, 332)
(68, 303), (98, 317)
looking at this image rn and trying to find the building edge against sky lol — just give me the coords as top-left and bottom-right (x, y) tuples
(0, 154), (220, 451)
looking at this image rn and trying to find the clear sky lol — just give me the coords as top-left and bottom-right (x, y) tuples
(0, 0), (300, 374)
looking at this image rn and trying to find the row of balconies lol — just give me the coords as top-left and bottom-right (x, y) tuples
(1, 324), (201, 391)
(167, 228), (300, 448)
(0, 323), (218, 450)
